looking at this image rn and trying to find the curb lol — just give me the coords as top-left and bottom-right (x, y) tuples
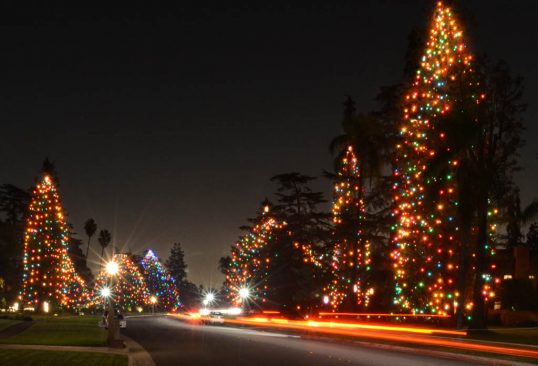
(121, 334), (155, 366)
(0, 343), (127, 355)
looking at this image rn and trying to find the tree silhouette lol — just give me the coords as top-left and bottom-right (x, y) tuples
(84, 218), (97, 258)
(98, 229), (112, 258)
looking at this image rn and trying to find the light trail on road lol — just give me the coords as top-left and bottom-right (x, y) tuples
(168, 313), (538, 360)
(318, 312), (451, 318)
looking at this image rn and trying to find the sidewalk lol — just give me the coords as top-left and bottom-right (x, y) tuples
(0, 343), (127, 355)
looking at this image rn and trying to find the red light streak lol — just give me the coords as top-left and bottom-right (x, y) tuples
(319, 312), (450, 318)
(167, 314), (538, 360)
(207, 316), (537, 360)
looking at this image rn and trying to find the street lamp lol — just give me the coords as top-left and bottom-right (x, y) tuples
(204, 293), (215, 305)
(100, 287), (111, 299)
(238, 287), (250, 300)
(105, 260), (121, 347)
(106, 261), (119, 276)
(150, 296), (157, 315)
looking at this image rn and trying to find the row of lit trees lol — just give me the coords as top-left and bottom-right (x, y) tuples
(221, 1), (536, 329)
(12, 162), (190, 313)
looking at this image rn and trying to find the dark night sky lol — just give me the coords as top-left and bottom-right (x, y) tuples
(1, 1), (537, 286)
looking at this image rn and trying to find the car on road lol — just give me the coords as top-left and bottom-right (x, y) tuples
(204, 311), (224, 325)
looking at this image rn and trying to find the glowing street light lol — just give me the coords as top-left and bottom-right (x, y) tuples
(106, 261), (119, 276)
(150, 296), (158, 314)
(101, 287), (112, 298)
(239, 287), (250, 300)
(204, 293), (215, 305)
(104, 259), (120, 347)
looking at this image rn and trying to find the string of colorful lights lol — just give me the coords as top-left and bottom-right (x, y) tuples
(391, 1), (496, 315)
(224, 205), (285, 305)
(94, 253), (150, 311)
(19, 174), (89, 312)
(141, 249), (181, 311)
(326, 146), (372, 310)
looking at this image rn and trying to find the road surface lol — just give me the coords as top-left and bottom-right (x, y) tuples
(123, 316), (485, 366)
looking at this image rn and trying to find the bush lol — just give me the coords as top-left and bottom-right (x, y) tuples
(501, 279), (538, 311)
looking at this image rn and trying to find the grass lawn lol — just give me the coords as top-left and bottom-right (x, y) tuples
(0, 320), (21, 332)
(468, 327), (538, 346)
(0, 315), (107, 346)
(0, 349), (127, 366)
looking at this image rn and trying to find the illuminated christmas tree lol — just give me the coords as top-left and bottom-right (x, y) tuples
(94, 253), (150, 311)
(391, 1), (494, 315)
(326, 146), (372, 310)
(19, 174), (89, 312)
(141, 249), (180, 311)
(224, 204), (285, 305)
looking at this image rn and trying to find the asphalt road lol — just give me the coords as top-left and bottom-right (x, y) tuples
(123, 316), (484, 366)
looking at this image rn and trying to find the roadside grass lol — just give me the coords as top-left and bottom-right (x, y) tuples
(0, 315), (106, 346)
(468, 327), (538, 346)
(0, 320), (21, 332)
(0, 349), (127, 366)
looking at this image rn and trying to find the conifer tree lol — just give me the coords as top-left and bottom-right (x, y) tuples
(19, 173), (88, 312)
(391, 1), (483, 315)
(141, 249), (180, 311)
(327, 146), (373, 310)
(94, 253), (149, 311)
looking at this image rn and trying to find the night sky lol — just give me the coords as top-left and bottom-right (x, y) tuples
(1, 1), (537, 286)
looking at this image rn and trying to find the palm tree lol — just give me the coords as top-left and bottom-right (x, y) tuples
(329, 98), (384, 186)
(84, 218), (97, 258)
(504, 190), (538, 249)
(98, 229), (112, 258)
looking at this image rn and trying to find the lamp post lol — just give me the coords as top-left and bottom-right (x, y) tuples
(150, 296), (157, 315)
(238, 287), (250, 301)
(204, 293), (215, 307)
(238, 286), (250, 313)
(105, 260), (121, 348)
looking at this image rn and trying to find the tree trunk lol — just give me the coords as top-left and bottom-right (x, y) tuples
(85, 236), (92, 258)
(470, 196), (489, 330)
(455, 224), (470, 329)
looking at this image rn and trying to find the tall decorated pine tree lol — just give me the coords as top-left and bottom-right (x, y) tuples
(19, 174), (88, 312)
(224, 204), (285, 306)
(94, 253), (150, 311)
(391, 1), (495, 315)
(326, 146), (372, 310)
(141, 249), (180, 311)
